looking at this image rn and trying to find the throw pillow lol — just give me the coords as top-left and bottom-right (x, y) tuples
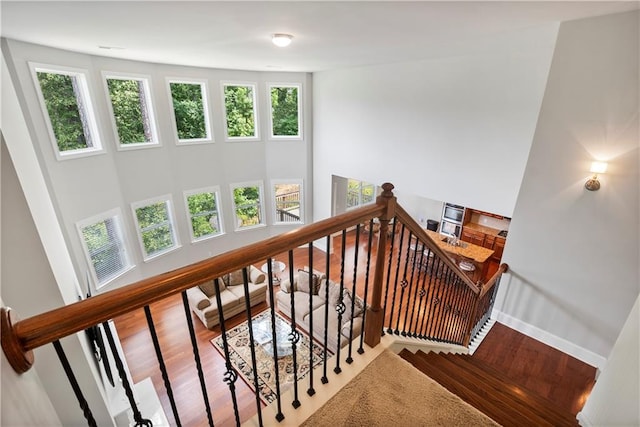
(199, 280), (226, 299)
(327, 281), (342, 306)
(196, 298), (211, 310)
(227, 269), (245, 286)
(342, 289), (365, 320)
(297, 269), (319, 294)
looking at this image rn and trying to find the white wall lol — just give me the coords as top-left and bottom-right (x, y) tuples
(3, 39), (313, 294)
(495, 10), (639, 365)
(579, 294), (639, 426)
(313, 24), (559, 221)
(1, 141), (113, 426)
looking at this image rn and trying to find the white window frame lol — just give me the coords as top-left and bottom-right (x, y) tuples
(131, 195), (181, 261)
(221, 81), (259, 142)
(230, 181), (266, 231)
(267, 83), (303, 140)
(183, 186), (224, 243)
(102, 71), (160, 150)
(271, 179), (304, 225)
(30, 62), (105, 161)
(166, 77), (213, 145)
(346, 179), (377, 210)
(76, 208), (134, 289)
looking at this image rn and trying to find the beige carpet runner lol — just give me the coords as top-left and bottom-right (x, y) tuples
(301, 349), (500, 426)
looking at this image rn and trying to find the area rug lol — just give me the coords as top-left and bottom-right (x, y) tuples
(211, 310), (324, 404)
(301, 349), (500, 426)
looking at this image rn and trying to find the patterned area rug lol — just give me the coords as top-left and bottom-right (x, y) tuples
(211, 310), (324, 404)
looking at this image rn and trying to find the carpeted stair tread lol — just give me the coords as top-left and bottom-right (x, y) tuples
(400, 349), (578, 427)
(439, 352), (578, 426)
(401, 350), (544, 427)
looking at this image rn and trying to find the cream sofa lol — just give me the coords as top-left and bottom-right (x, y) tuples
(275, 268), (365, 353)
(187, 265), (267, 329)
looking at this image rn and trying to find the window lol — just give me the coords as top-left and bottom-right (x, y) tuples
(222, 82), (258, 140)
(104, 73), (159, 148)
(184, 187), (223, 242)
(231, 182), (265, 230)
(347, 179), (376, 209)
(272, 180), (303, 224)
(168, 79), (212, 144)
(77, 209), (132, 288)
(31, 64), (103, 160)
(131, 196), (180, 260)
(268, 84), (302, 139)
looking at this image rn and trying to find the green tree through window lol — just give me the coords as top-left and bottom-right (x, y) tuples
(233, 185), (261, 227)
(270, 86), (299, 137)
(186, 191), (221, 240)
(135, 201), (175, 256)
(107, 78), (153, 144)
(170, 82), (207, 140)
(36, 71), (92, 152)
(224, 85), (255, 138)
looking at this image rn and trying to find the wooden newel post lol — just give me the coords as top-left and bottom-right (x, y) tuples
(364, 183), (396, 348)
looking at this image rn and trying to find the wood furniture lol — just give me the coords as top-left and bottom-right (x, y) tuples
(424, 230), (494, 283)
(460, 224), (506, 263)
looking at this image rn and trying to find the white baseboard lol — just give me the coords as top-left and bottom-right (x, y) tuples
(493, 310), (607, 369)
(576, 411), (593, 427)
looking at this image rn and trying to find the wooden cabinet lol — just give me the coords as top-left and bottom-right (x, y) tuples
(483, 234), (495, 249)
(492, 237), (505, 262)
(462, 227), (506, 264)
(461, 228), (485, 246)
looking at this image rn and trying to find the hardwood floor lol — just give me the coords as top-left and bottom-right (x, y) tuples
(113, 230), (596, 426)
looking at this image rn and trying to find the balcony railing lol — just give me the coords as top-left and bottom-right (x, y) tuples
(1, 183), (507, 426)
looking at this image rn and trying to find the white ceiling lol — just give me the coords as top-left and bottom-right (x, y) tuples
(2, 1), (638, 72)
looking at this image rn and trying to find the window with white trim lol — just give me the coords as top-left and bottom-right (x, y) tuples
(77, 209), (133, 288)
(168, 79), (212, 144)
(231, 182), (265, 230)
(184, 187), (223, 242)
(104, 73), (159, 148)
(347, 179), (376, 209)
(31, 63), (103, 160)
(268, 84), (302, 139)
(272, 180), (303, 224)
(131, 196), (180, 260)
(222, 82), (258, 141)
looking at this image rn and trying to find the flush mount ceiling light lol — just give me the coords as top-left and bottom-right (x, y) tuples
(272, 33), (293, 47)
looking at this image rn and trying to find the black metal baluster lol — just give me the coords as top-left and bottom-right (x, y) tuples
(321, 236), (331, 384)
(306, 244), (316, 396)
(358, 219), (375, 353)
(431, 268), (451, 340)
(453, 278), (469, 343)
(242, 269), (264, 427)
(180, 291), (215, 427)
(424, 261), (445, 340)
(266, 258), (285, 421)
(413, 248), (431, 338)
(287, 250), (301, 407)
(447, 279), (464, 343)
(334, 229), (347, 374)
(143, 306), (182, 427)
(345, 224), (360, 364)
(439, 272), (456, 342)
(395, 232), (413, 334)
(401, 237), (420, 336)
(381, 218), (398, 336)
(52, 340), (97, 427)
(407, 242), (426, 335)
(387, 223), (406, 334)
(212, 277), (240, 426)
(102, 321), (153, 427)
(419, 255), (438, 339)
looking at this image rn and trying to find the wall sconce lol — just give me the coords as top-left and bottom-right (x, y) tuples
(585, 161), (608, 191)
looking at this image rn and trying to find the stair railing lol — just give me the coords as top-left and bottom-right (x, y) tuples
(1, 182), (507, 426)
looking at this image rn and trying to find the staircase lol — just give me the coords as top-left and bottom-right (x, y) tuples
(399, 349), (579, 427)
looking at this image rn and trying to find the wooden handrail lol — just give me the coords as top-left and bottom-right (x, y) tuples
(394, 205), (479, 293)
(479, 263), (509, 299)
(1, 200), (385, 373)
